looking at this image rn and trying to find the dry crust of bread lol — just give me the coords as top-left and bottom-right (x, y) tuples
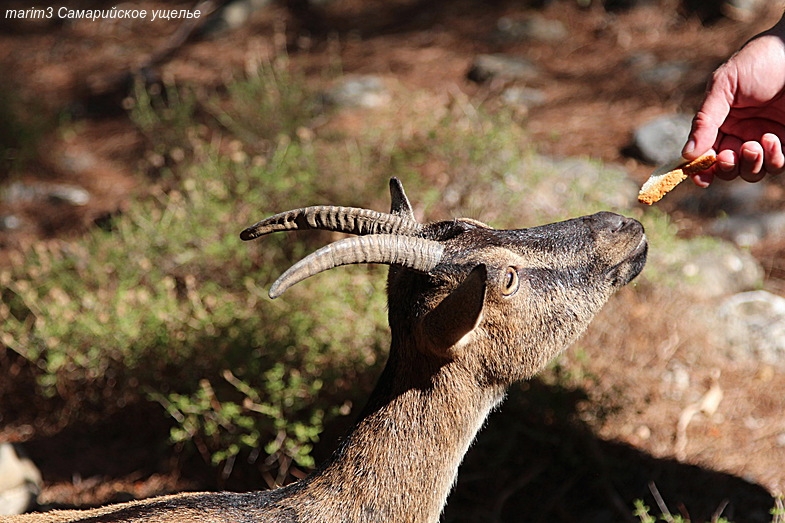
(638, 154), (716, 205)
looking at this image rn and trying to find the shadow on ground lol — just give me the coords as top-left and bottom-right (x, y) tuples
(444, 381), (775, 523)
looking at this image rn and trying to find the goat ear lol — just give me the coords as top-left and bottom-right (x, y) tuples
(389, 177), (416, 221)
(421, 264), (487, 357)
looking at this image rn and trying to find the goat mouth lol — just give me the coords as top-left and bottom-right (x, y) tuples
(626, 234), (649, 280)
(631, 234), (648, 258)
(606, 233), (648, 286)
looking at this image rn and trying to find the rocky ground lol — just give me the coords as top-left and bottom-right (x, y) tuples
(2, 0), (785, 521)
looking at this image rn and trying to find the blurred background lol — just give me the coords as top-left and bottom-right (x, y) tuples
(1, 0), (785, 521)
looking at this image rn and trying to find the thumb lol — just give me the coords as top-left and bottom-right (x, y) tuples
(682, 71), (734, 159)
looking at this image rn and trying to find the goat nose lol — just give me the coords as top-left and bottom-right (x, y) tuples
(586, 211), (626, 232)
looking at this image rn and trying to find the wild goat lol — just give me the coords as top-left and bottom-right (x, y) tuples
(4, 178), (647, 523)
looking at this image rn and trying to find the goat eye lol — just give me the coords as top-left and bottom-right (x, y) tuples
(502, 266), (520, 296)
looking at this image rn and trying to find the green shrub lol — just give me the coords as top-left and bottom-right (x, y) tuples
(207, 55), (321, 151)
(2, 59), (388, 476)
(1, 137), (391, 477)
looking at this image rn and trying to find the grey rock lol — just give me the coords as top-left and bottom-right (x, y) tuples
(323, 76), (391, 109)
(686, 248), (763, 299)
(500, 86), (547, 108)
(632, 113), (692, 165)
(675, 179), (765, 217)
(3, 181), (91, 207)
(467, 54), (541, 84)
(710, 211), (785, 247)
(56, 149), (97, 175)
(3, 182), (39, 204)
(441, 154), (638, 230)
(0, 215), (22, 230)
(653, 239), (763, 300)
(525, 155), (640, 214)
(202, 0), (272, 36)
(637, 61), (691, 89)
(493, 16), (568, 44)
(624, 51), (658, 71)
(48, 185), (91, 206)
(0, 444), (41, 516)
(717, 290), (785, 364)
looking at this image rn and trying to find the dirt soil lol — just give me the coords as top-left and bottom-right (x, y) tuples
(2, 0), (785, 521)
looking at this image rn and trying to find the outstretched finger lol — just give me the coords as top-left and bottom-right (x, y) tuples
(683, 67), (734, 160)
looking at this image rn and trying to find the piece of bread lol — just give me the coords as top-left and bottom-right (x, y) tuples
(637, 154), (717, 205)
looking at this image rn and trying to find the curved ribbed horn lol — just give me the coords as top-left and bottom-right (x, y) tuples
(240, 206), (421, 241)
(269, 234), (444, 298)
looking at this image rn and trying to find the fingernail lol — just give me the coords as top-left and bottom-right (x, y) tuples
(682, 140), (695, 156)
(742, 148), (759, 161)
(718, 161), (734, 172)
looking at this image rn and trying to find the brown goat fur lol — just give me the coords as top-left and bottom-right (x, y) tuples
(4, 179), (647, 523)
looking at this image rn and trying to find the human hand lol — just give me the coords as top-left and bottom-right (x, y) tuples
(683, 17), (785, 186)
